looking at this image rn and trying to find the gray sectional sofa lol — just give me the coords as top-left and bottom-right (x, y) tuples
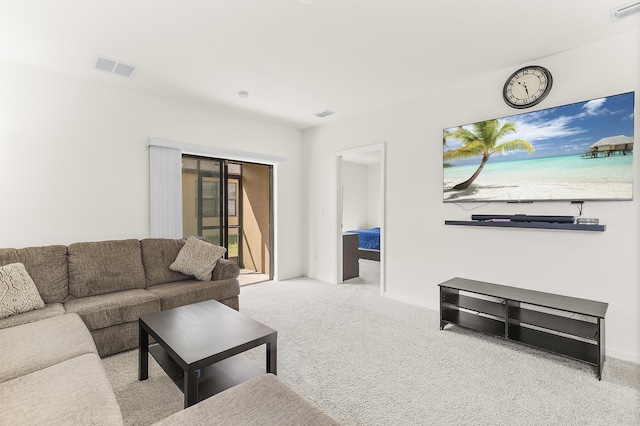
(0, 237), (239, 424)
(0, 237), (339, 425)
(0, 238), (240, 356)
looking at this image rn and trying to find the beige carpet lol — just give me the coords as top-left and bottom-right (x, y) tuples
(104, 263), (640, 425)
(103, 350), (182, 425)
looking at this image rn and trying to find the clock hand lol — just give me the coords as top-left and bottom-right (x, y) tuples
(517, 81), (530, 96)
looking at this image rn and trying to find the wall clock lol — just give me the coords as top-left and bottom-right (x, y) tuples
(503, 65), (553, 109)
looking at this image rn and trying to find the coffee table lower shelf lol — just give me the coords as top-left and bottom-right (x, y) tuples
(149, 344), (266, 402)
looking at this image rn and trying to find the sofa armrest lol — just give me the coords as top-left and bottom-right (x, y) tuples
(211, 258), (240, 281)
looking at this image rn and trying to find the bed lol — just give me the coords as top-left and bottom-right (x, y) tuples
(346, 227), (380, 261)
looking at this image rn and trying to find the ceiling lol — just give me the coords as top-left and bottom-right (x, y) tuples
(0, 0), (638, 130)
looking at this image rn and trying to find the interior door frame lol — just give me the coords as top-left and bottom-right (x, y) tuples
(335, 142), (386, 296)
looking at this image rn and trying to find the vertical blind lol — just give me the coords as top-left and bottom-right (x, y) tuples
(149, 145), (182, 238)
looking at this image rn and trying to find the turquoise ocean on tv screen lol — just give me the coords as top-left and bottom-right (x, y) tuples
(444, 154), (633, 185)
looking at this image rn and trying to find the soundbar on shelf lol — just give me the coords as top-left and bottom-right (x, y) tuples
(470, 214), (575, 224)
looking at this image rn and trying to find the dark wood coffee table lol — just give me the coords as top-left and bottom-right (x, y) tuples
(138, 300), (277, 408)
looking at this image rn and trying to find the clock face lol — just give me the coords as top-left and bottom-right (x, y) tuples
(503, 66), (553, 109)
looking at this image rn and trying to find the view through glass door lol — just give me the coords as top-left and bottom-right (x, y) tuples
(181, 156), (228, 250)
(181, 155), (273, 284)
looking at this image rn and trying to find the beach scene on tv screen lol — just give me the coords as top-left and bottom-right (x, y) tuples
(443, 92), (634, 202)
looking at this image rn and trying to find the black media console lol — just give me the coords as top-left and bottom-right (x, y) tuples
(439, 277), (608, 379)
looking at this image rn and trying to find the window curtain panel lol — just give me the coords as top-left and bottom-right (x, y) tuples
(149, 145), (182, 238)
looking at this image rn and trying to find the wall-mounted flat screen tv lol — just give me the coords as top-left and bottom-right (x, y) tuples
(443, 92), (634, 203)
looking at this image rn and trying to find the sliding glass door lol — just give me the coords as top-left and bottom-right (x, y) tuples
(181, 156), (228, 251)
(181, 155), (273, 279)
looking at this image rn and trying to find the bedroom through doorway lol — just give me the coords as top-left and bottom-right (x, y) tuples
(336, 143), (385, 295)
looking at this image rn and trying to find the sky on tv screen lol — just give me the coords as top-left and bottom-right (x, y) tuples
(444, 92), (634, 164)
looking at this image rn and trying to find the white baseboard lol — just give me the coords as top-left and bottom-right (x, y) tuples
(305, 273), (335, 284)
(607, 348), (640, 365)
(383, 291), (439, 312)
(275, 273), (304, 282)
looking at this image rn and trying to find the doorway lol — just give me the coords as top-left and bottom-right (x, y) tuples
(181, 155), (273, 285)
(335, 143), (385, 295)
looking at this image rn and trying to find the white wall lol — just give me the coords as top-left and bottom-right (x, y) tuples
(0, 59), (305, 280)
(342, 161), (368, 231)
(303, 30), (640, 363)
(342, 161), (382, 231)
(367, 164), (381, 227)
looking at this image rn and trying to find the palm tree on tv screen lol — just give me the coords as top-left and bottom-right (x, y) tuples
(443, 119), (534, 190)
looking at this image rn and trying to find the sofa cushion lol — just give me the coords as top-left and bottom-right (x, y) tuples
(90, 321), (140, 358)
(0, 303), (65, 330)
(0, 245), (68, 303)
(151, 374), (339, 426)
(68, 239), (146, 298)
(140, 238), (192, 287)
(147, 278), (240, 311)
(0, 313), (97, 382)
(0, 263), (45, 319)
(0, 353), (124, 426)
(64, 289), (160, 331)
(170, 236), (226, 281)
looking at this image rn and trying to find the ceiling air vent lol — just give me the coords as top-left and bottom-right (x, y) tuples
(93, 55), (138, 78)
(315, 109), (335, 118)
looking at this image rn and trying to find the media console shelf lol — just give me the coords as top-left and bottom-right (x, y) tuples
(445, 220), (606, 232)
(439, 277), (608, 379)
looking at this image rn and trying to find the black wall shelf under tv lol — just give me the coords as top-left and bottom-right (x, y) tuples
(444, 220), (606, 232)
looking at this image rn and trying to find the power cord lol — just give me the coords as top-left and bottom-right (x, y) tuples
(572, 201), (584, 218)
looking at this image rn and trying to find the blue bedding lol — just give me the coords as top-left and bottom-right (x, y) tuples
(346, 227), (380, 250)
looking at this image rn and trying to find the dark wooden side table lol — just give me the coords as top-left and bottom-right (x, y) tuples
(139, 300), (277, 408)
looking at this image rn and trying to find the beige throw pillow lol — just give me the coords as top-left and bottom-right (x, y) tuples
(170, 236), (227, 281)
(0, 263), (46, 319)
